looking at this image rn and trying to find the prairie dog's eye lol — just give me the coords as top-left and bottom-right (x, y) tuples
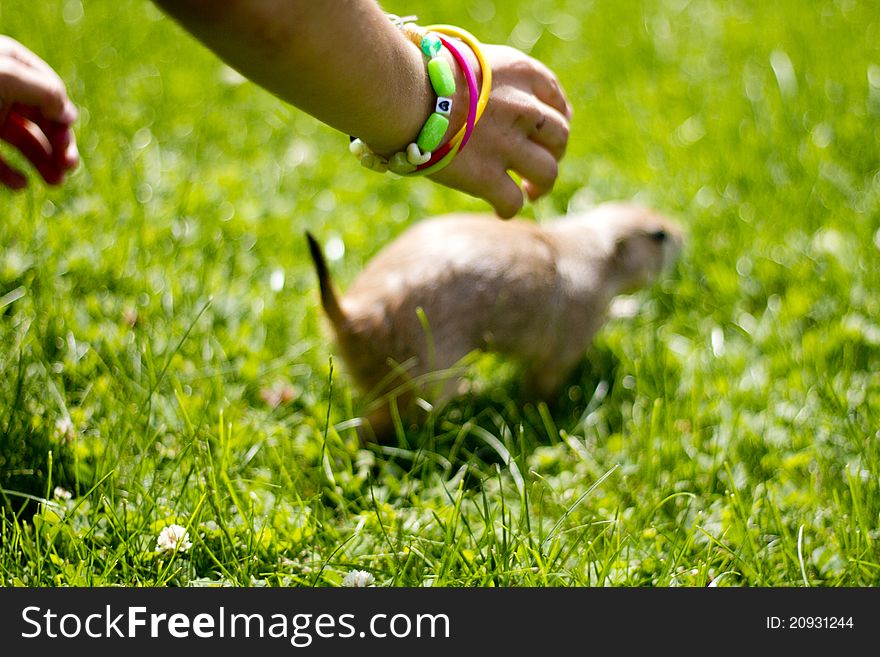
(649, 229), (668, 243)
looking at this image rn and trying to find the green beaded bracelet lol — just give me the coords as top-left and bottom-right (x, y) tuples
(349, 27), (456, 175)
(427, 58), (456, 97)
(416, 112), (449, 152)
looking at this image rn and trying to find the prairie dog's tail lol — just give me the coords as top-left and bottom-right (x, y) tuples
(305, 232), (345, 326)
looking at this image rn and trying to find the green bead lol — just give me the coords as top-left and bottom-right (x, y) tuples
(427, 58), (456, 97)
(420, 33), (442, 58)
(416, 113), (449, 152)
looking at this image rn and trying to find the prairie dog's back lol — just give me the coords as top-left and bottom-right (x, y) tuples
(342, 215), (560, 327)
(343, 214), (555, 307)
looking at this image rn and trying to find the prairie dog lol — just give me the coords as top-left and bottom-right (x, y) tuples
(307, 202), (684, 441)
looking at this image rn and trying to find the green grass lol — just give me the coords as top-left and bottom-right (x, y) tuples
(1, 0), (878, 587)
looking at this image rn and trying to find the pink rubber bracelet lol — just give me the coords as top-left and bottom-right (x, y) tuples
(439, 35), (479, 151)
(415, 33), (479, 172)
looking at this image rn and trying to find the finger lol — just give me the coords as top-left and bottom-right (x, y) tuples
(492, 175), (525, 218)
(529, 58), (573, 120)
(474, 165), (524, 218)
(0, 112), (64, 185)
(0, 36), (57, 76)
(0, 156), (27, 189)
(528, 104), (570, 161)
(54, 124), (79, 170)
(64, 135), (79, 170)
(433, 155), (525, 219)
(14, 103), (79, 169)
(0, 58), (77, 123)
(509, 139), (558, 202)
(507, 88), (569, 161)
(13, 98), (78, 131)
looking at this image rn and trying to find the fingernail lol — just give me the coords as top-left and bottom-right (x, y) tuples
(64, 142), (80, 168)
(59, 100), (78, 124)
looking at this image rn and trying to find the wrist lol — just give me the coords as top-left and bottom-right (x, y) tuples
(366, 37), (473, 160)
(365, 39), (435, 157)
(349, 19), (488, 177)
(355, 38), (462, 171)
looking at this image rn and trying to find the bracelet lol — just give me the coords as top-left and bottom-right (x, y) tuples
(419, 24), (492, 165)
(348, 19), (488, 178)
(349, 29), (457, 175)
(412, 33), (479, 175)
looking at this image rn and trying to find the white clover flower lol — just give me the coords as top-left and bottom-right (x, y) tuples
(341, 569), (375, 587)
(53, 486), (72, 501)
(156, 524), (192, 554)
(53, 417), (75, 442)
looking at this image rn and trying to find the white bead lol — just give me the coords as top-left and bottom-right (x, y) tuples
(406, 142), (431, 165)
(435, 97), (453, 117)
(349, 138), (367, 157)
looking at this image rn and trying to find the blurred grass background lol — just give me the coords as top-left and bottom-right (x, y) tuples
(0, 0), (878, 586)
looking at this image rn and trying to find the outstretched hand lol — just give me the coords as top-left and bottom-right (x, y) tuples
(0, 36), (79, 190)
(432, 43), (572, 218)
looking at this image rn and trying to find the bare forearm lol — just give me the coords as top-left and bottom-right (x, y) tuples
(152, 0), (573, 218)
(153, 0), (433, 153)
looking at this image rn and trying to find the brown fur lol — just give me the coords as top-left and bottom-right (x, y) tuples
(307, 202), (684, 441)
